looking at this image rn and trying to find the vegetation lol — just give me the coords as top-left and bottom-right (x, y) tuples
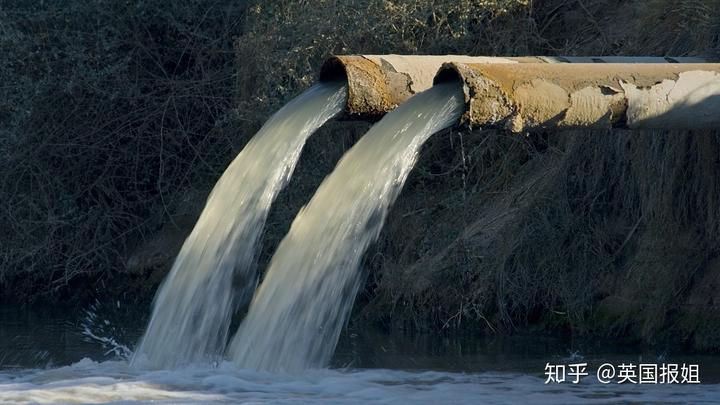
(2, 0), (720, 350)
(1, 0), (247, 300)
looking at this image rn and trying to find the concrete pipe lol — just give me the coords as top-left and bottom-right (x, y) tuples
(318, 55), (711, 118)
(433, 63), (720, 132)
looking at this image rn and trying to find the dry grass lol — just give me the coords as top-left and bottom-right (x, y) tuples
(368, 129), (720, 347)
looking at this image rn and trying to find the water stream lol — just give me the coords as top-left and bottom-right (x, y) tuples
(133, 82), (347, 368)
(228, 82), (465, 371)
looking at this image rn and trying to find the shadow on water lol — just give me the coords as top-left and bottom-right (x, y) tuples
(4, 304), (720, 385)
(333, 327), (720, 383)
(0, 303), (145, 369)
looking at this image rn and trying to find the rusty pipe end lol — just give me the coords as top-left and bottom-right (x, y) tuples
(434, 62), (517, 130)
(319, 55), (524, 119)
(318, 55), (411, 120)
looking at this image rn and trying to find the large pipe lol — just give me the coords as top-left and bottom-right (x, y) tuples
(433, 63), (720, 132)
(318, 55), (710, 118)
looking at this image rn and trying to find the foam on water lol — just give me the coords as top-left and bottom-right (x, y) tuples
(133, 82), (347, 368)
(228, 82), (466, 372)
(2, 359), (719, 404)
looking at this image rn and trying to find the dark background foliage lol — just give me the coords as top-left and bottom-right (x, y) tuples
(1, 0), (247, 299)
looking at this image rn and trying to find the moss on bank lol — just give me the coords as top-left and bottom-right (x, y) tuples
(3, 0), (720, 350)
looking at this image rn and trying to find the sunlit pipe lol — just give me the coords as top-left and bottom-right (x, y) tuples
(433, 63), (720, 132)
(318, 55), (710, 118)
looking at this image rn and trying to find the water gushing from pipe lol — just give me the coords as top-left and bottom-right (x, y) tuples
(228, 81), (465, 372)
(133, 81), (347, 368)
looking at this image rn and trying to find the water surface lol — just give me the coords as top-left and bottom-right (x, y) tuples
(2, 306), (720, 404)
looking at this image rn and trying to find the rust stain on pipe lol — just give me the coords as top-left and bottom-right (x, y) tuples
(319, 55), (526, 118)
(434, 63), (720, 131)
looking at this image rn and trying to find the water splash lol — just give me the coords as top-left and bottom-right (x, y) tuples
(133, 82), (347, 368)
(228, 81), (465, 372)
(81, 304), (133, 361)
(8, 359), (713, 405)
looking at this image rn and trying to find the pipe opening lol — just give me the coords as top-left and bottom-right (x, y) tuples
(318, 57), (348, 83)
(433, 65), (463, 85)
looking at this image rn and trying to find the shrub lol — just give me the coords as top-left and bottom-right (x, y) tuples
(0, 0), (246, 300)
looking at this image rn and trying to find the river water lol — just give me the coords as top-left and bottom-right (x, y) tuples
(2, 306), (720, 404)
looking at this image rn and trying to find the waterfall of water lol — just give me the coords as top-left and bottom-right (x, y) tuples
(228, 81), (464, 372)
(132, 81), (347, 368)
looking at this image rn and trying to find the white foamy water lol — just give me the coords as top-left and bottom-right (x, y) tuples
(228, 82), (465, 372)
(133, 82), (347, 368)
(2, 360), (719, 404)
